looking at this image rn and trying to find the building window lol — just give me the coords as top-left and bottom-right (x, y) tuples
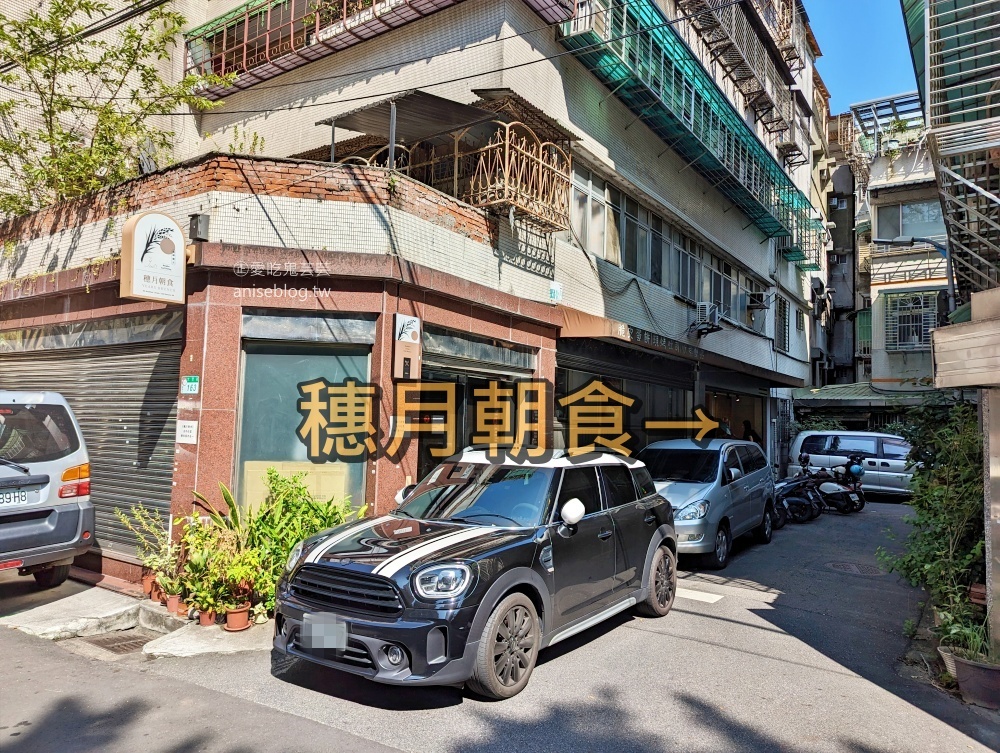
(876, 200), (946, 240)
(884, 292), (938, 351)
(571, 166), (611, 261)
(775, 297), (790, 352)
(795, 309), (805, 330)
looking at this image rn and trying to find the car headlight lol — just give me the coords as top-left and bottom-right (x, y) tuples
(677, 500), (710, 521)
(285, 541), (305, 573)
(413, 564), (472, 600)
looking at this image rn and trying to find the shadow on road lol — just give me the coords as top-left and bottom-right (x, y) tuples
(697, 504), (1000, 751)
(271, 649), (464, 710)
(1, 696), (253, 753)
(0, 569), (89, 618)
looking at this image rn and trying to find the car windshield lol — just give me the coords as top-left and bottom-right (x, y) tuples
(0, 404), (80, 464)
(635, 449), (720, 484)
(398, 463), (557, 528)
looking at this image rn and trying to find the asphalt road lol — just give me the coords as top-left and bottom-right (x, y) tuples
(2, 503), (998, 753)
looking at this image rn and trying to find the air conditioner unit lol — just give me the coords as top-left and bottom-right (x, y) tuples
(746, 292), (769, 310)
(696, 302), (720, 326)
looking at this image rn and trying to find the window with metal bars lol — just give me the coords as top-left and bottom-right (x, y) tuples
(795, 309), (805, 330)
(775, 297), (790, 352)
(884, 292), (937, 351)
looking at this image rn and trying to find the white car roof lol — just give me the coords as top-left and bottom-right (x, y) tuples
(794, 430), (905, 440)
(445, 448), (644, 469)
(641, 438), (758, 451)
(0, 391), (73, 407)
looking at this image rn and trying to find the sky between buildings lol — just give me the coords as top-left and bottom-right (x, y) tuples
(804, 0), (919, 114)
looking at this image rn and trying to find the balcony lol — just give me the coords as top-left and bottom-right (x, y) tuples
(317, 91), (572, 231)
(559, 0), (815, 252)
(867, 236), (948, 286)
(184, 0), (574, 99)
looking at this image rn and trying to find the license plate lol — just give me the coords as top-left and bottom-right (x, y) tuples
(849, 493), (859, 501)
(301, 613), (348, 651)
(0, 488), (37, 507)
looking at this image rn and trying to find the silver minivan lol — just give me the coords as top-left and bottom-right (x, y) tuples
(787, 431), (913, 495)
(636, 439), (775, 569)
(0, 391), (94, 588)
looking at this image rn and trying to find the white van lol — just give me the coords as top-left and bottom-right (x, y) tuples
(0, 392), (94, 588)
(787, 430), (913, 495)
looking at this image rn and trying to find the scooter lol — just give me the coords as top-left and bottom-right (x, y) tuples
(802, 453), (866, 514)
(774, 473), (819, 523)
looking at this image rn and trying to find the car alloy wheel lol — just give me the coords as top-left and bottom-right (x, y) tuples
(654, 550), (674, 609)
(492, 605), (535, 687)
(715, 529), (728, 562)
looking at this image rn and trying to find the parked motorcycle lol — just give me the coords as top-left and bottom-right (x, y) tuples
(801, 453), (867, 514)
(774, 474), (819, 524)
(771, 496), (788, 529)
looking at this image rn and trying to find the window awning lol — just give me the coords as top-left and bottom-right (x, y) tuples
(315, 91), (496, 143)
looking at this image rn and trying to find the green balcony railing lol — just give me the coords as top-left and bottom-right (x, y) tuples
(560, 0), (816, 262)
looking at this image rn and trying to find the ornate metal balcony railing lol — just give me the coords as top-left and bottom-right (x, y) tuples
(340, 121), (572, 231)
(559, 0), (816, 255)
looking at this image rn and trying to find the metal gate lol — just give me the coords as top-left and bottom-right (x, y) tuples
(0, 341), (181, 555)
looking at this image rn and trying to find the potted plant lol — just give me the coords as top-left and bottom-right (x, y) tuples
(220, 543), (259, 632)
(115, 505), (178, 602)
(948, 621), (999, 709)
(159, 573), (182, 614)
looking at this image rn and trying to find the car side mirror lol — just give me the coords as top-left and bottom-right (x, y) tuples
(394, 484), (416, 506)
(560, 498), (586, 526)
(727, 468), (743, 483)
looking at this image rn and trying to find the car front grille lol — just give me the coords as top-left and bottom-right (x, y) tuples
(289, 565), (403, 617)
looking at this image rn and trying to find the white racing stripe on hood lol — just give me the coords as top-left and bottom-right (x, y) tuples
(305, 516), (393, 563)
(373, 527), (493, 578)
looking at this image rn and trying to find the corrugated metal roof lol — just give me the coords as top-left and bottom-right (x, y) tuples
(316, 91), (495, 143)
(792, 382), (926, 405)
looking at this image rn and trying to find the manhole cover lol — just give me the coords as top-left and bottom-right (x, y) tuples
(81, 629), (155, 655)
(826, 562), (884, 576)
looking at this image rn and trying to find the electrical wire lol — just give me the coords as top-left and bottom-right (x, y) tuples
(0, 0), (172, 74)
(1, 0), (746, 116)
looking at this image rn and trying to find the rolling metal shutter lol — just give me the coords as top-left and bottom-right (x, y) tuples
(0, 341), (180, 555)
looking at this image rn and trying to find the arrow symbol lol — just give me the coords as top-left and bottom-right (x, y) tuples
(643, 407), (720, 441)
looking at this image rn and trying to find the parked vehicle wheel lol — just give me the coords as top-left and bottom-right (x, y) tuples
(771, 501), (788, 530)
(753, 504), (773, 544)
(808, 497), (822, 519)
(703, 522), (731, 570)
(33, 564), (70, 589)
(467, 593), (539, 700)
(787, 498), (811, 523)
(637, 545), (677, 617)
(852, 493), (866, 512)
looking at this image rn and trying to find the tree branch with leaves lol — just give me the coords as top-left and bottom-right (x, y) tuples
(0, 0), (232, 217)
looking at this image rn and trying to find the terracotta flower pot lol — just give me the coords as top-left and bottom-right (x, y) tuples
(198, 609), (217, 627)
(175, 601), (189, 617)
(165, 594), (180, 613)
(150, 582), (164, 603)
(953, 652), (1000, 709)
(141, 573), (155, 596)
(969, 583), (987, 606)
(224, 603), (252, 632)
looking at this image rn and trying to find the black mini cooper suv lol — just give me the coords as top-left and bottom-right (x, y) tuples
(274, 450), (677, 699)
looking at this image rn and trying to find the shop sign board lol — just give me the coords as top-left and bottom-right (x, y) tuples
(120, 212), (186, 304)
(393, 314), (422, 380)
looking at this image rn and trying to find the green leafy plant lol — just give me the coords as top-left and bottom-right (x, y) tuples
(115, 504), (178, 580)
(0, 0), (233, 217)
(789, 414), (846, 435)
(877, 399), (986, 648)
(903, 619), (917, 639)
(188, 469), (365, 614)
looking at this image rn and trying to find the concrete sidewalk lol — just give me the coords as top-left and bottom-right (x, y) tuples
(0, 586), (139, 640)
